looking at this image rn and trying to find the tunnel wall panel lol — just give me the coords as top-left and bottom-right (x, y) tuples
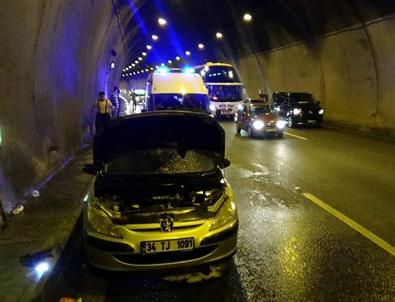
(0, 1), (125, 212)
(238, 15), (395, 131)
(369, 18), (395, 128)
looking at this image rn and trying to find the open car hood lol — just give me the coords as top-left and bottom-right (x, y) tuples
(94, 111), (225, 165)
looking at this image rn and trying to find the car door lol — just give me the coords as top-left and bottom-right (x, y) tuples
(279, 97), (290, 118)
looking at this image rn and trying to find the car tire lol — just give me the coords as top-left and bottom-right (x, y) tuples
(247, 126), (254, 137)
(277, 132), (283, 138)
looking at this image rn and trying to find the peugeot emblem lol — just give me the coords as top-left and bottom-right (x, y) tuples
(159, 214), (174, 232)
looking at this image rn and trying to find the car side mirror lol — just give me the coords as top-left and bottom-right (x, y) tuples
(221, 159), (231, 169)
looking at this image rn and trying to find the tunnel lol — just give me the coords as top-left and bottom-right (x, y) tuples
(0, 1), (394, 222)
(1, 1), (395, 300)
(1, 0), (395, 213)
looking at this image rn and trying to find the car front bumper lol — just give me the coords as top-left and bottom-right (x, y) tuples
(252, 126), (284, 136)
(292, 115), (323, 125)
(83, 211), (238, 272)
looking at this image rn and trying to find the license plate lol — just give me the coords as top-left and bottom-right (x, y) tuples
(141, 238), (194, 254)
(265, 128), (277, 132)
(307, 119), (316, 123)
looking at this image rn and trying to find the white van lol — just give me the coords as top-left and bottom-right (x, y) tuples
(145, 68), (210, 113)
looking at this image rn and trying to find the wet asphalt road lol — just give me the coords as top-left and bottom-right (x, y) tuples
(39, 122), (395, 302)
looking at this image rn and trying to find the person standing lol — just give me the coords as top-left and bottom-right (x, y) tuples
(94, 91), (113, 133)
(110, 86), (120, 118)
(90, 91), (113, 173)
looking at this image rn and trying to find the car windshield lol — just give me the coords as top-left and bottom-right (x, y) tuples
(252, 106), (274, 115)
(105, 149), (216, 176)
(208, 85), (243, 101)
(152, 93), (209, 111)
(290, 94), (315, 104)
(203, 66), (240, 82)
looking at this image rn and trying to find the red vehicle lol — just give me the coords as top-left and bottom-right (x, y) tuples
(235, 100), (286, 138)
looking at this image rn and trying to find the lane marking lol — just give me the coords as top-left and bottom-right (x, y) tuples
(303, 193), (395, 257)
(284, 131), (309, 141)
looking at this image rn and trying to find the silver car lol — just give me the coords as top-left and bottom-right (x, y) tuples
(83, 111), (238, 272)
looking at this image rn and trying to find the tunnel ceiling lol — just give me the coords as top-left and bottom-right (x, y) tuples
(116, 0), (395, 75)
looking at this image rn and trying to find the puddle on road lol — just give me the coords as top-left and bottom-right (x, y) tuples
(162, 265), (224, 283)
(226, 163), (269, 180)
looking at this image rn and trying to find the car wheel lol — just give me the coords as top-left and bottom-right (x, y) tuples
(247, 126), (254, 137)
(277, 132), (283, 138)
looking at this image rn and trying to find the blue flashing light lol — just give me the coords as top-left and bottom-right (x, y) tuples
(157, 66), (169, 74)
(183, 67), (195, 74)
(35, 261), (50, 278)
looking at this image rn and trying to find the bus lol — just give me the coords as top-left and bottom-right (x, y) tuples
(194, 62), (244, 118)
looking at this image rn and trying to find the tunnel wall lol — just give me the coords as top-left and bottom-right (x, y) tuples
(0, 1), (125, 213)
(238, 15), (395, 131)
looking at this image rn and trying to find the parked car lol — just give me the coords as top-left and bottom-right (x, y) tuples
(83, 111), (238, 272)
(235, 99), (286, 138)
(272, 92), (324, 127)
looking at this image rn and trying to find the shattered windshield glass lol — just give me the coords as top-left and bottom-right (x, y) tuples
(105, 149), (216, 176)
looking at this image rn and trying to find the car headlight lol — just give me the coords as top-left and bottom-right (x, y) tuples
(276, 120), (287, 129)
(253, 120), (264, 130)
(87, 206), (122, 238)
(237, 104), (243, 110)
(209, 104), (216, 112)
(319, 109), (324, 115)
(210, 198), (237, 231)
(293, 108), (301, 115)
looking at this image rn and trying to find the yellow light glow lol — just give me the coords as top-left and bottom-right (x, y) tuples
(243, 13), (252, 22)
(158, 18), (167, 26)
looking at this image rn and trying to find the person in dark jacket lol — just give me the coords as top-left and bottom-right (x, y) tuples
(110, 86), (120, 118)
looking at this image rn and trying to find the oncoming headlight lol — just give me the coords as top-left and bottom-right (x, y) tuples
(253, 120), (264, 130)
(276, 120), (287, 129)
(209, 104), (216, 112)
(210, 198), (237, 231)
(87, 206), (122, 238)
(237, 104), (243, 110)
(319, 109), (324, 115)
(293, 108), (301, 115)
